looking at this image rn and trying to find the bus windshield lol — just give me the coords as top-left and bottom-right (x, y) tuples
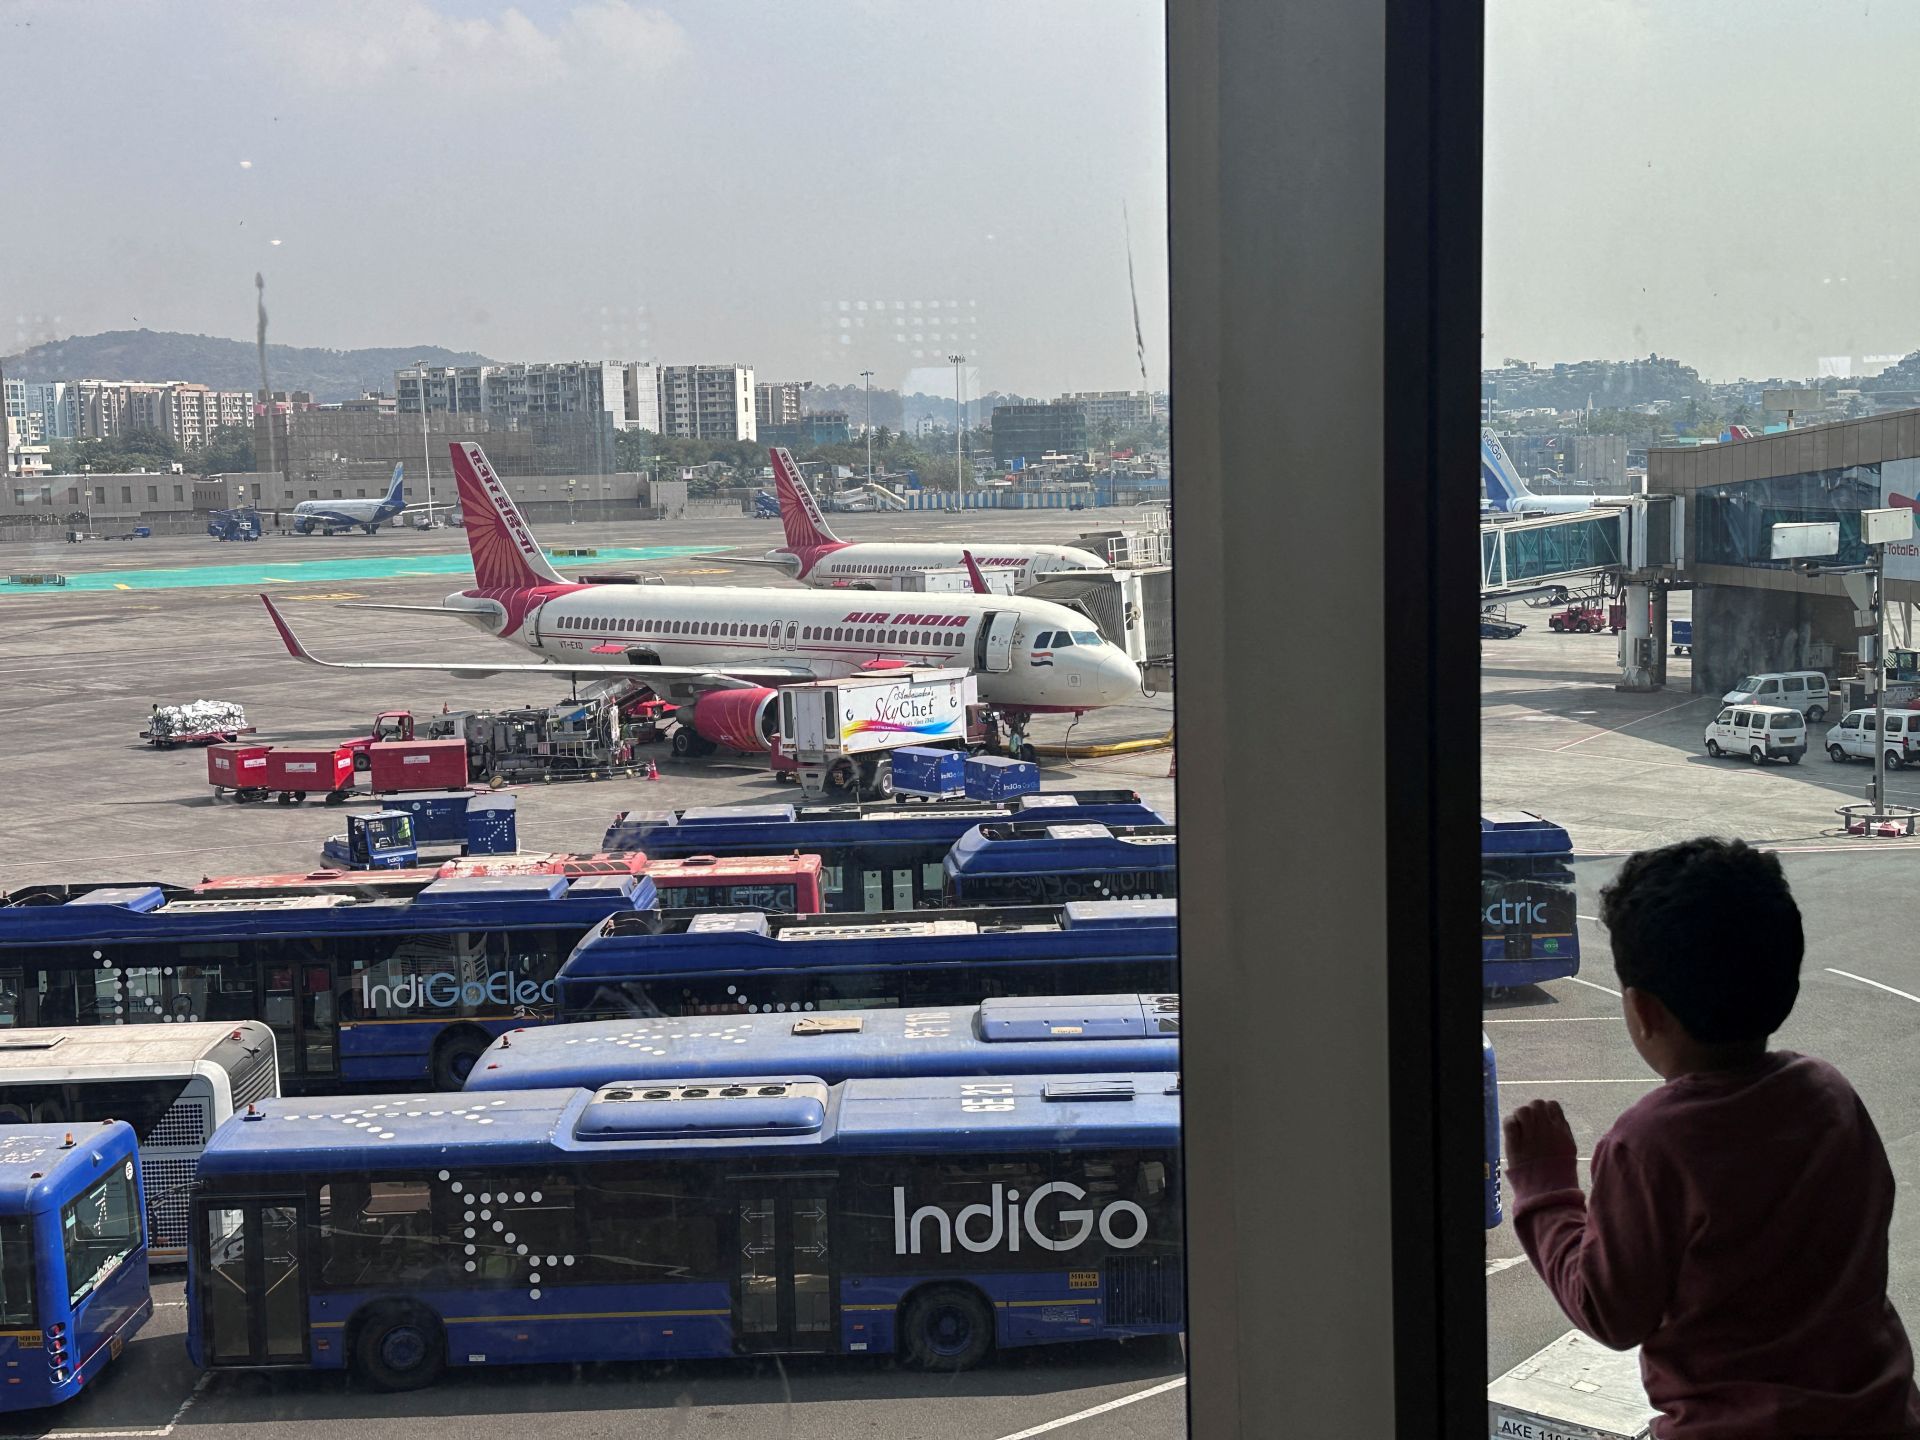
(61, 1167), (141, 1308)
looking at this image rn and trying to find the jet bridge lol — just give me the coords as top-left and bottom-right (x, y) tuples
(1481, 495), (1684, 691)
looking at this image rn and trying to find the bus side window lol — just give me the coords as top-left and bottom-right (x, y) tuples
(315, 1180), (443, 1287)
(579, 1175), (721, 1282)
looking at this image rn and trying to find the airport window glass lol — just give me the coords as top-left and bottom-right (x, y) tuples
(14, 1), (1185, 1426)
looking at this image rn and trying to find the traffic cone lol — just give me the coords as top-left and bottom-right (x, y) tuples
(646, 759), (660, 781)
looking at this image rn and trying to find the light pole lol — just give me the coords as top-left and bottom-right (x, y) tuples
(411, 362), (434, 523)
(949, 354), (966, 505)
(861, 370), (874, 487)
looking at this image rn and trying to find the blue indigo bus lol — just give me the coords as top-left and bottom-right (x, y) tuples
(463, 992), (1181, 1093)
(1, 1121), (151, 1411)
(601, 790), (1166, 913)
(941, 823), (1176, 905)
(1480, 811), (1579, 988)
(0, 875), (659, 1092)
(1483, 1032), (1501, 1229)
(554, 899), (1180, 1021)
(186, 1073), (1183, 1388)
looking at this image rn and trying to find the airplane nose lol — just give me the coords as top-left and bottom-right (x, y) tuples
(1093, 648), (1142, 704)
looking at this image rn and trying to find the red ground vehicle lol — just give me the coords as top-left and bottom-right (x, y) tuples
(343, 710), (417, 770)
(1547, 604), (1612, 634)
(262, 745), (357, 805)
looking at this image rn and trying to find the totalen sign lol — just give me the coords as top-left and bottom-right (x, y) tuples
(359, 971), (554, 1012)
(893, 1182), (1149, 1256)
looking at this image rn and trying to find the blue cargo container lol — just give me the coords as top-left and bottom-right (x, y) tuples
(965, 755), (1040, 800)
(384, 790), (473, 843)
(465, 794), (518, 854)
(1484, 1032), (1502, 1228)
(891, 745), (967, 798)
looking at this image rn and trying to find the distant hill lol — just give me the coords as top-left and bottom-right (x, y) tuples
(0, 329), (494, 403)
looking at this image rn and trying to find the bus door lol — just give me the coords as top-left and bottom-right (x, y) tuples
(197, 1197), (309, 1366)
(262, 951), (339, 1084)
(731, 1177), (837, 1354)
(974, 612), (1016, 673)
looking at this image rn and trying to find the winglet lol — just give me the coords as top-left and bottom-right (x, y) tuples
(259, 594), (316, 662)
(961, 549), (991, 596)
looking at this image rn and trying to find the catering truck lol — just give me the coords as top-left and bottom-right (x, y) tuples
(777, 668), (977, 800)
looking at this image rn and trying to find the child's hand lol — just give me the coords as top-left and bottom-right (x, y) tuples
(1503, 1098), (1579, 1194)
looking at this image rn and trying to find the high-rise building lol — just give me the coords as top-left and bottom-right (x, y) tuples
(1056, 390), (1155, 431)
(755, 381), (806, 430)
(761, 412), (850, 448)
(623, 363), (661, 433)
(25, 382), (70, 440)
(658, 365), (757, 441)
(991, 403), (1089, 467)
(397, 361), (631, 429)
(55, 379), (250, 447)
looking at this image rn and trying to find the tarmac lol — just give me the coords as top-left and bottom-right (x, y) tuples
(0, 510), (1174, 888)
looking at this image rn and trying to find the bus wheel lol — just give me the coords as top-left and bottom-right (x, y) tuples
(352, 1304), (445, 1392)
(901, 1285), (994, 1371)
(431, 1031), (492, 1090)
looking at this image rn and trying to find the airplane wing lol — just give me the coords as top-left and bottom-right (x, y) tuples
(679, 553), (796, 569)
(259, 595), (816, 688)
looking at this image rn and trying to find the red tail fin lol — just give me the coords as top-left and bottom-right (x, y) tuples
(961, 549), (991, 595)
(771, 447), (841, 551)
(450, 442), (565, 590)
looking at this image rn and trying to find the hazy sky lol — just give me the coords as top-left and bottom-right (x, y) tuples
(13, 2), (1911, 392)
(2, 0), (1167, 397)
(1486, 0), (1920, 380)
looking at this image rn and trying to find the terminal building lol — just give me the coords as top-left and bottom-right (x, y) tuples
(1651, 409), (1920, 694)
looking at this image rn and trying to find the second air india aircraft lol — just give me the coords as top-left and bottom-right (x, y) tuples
(704, 447), (1110, 590)
(260, 441), (1141, 771)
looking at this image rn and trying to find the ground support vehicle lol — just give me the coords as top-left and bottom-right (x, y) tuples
(263, 746), (358, 804)
(776, 669), (978, 802)
(1547, 604), (1611, 633)
(1703, 704), (1806, 765)
(1671, 618), (1692, 655)
(143, 700), (252, 749)
(0, 1121), (150, 1411)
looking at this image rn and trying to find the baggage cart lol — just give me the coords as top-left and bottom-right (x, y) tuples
(368, 738), (469, 793)
(263, 746), (356, 804)
(206, 743), (273, 803)
(891, 746), (968, 799)
(965, 755), (1040, 801)
(1487, 1330), (1656, 1440)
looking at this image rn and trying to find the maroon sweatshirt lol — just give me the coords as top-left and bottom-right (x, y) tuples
(1511, 1052), (1920, 1440)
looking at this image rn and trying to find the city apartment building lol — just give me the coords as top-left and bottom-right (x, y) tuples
(659, 365), (756, 441)
(1057, 390), (1155, 431)
(755, 381), (805, 430)
(991, 402), (1089, 467)
(58, 379), (252, 447)
(396, 361), (630, 429)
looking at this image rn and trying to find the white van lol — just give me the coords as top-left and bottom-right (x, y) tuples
(1704, 704), (1806, 765)
(1721, 671), (1831, 722)
(1823, 708), (1920, 767)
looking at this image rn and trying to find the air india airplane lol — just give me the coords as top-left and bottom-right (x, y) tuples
(701, 447), (1110, 590)
(260, 442), (1141, 771)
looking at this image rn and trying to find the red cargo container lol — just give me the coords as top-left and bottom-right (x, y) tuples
(207, 743), (272, 800)
(368, 738), (470, 793)
(264, 746), (356, 802)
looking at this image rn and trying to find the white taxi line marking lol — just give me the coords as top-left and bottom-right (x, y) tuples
(1486, 1256), (1531, 1277)
(1552, 694), (1713, 752)
(1483, 1016), (1615, 1023)
(991, 1376), (1188, 1439)
(1569, 976), (1622, 999)
(1496, 1078), (1655, 1085)
(1826, 968), (1920, 1005)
